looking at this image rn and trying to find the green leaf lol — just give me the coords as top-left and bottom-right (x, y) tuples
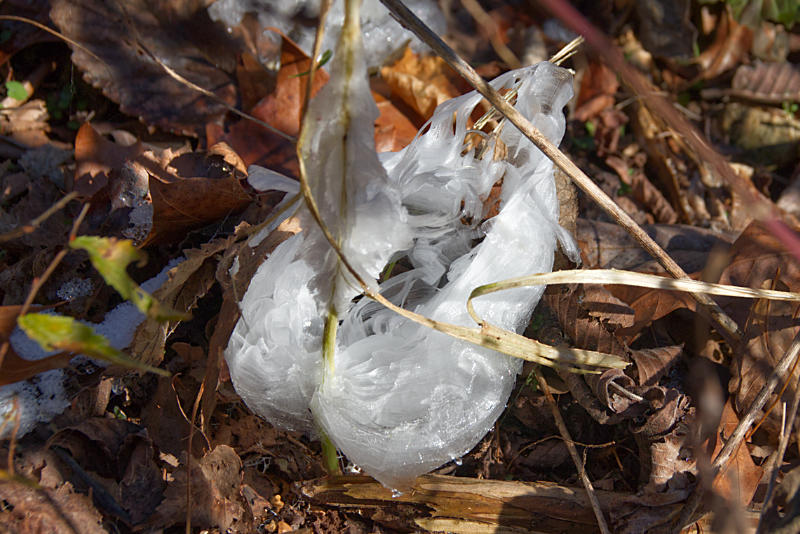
(5, 80), (28, 101)
(70, 236), (189, 321)
(291, 49), (333, 78)
(17, 313), (169, 376)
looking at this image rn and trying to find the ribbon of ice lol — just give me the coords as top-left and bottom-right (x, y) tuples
(226, 0), (577, 489)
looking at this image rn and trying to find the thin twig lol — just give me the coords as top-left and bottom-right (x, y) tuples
(757, 385), (800, 534)
(19, 203), (90, 316)
(675, 331), (800, 531)
(532, 367), (612, 534)
(0, 192), (78, 243)
(185, 379), (207, 534)
(0, 16), (103, 64)
(379, 0), (742, 351)
(459, 0), (521, 69)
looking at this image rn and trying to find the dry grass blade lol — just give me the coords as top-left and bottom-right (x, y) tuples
(468, 269), (800, 307)
(379, 0), (743, 351)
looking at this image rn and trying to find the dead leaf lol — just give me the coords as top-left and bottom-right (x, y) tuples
(574, 60), (619, 123)
(73, 122), (144, 199)
(605, 155), (678, 224)
(630, 345), (684, 387)
(211, 33), (328, 172)
(721, 102), (800, 167)
(374, 92), (419, 153)
(581, 284), (635, 328)
(0, 480), (106, 533)
(50, 0), (237, 135)
(577, 218), (732, 274)
(709, 400), (763, 506)
(148, 444), (250, 531)
(634, 0), (696, 59)
(380, 46), (462, 120)
(718, 221), (800, 437)
(139, 145), (252, 246)
(49, 418), (164, 524)
(729, 60), (800, 105)
(695, 8), (753, 80)
(605, 282), (698, 342)
(130, 235), (233, 366)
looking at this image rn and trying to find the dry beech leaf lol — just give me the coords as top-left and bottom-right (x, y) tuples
(141, 146), (253, 246)
(209, 33), (328, 173)
(130, 236), (233, 367)
(574, 59), (618, 123)
(605, 155), (678, 224)
(50, 0), (237, 135)
(577, 218), (732, 274)
(695, 8), (753, 80)
(544, 285), (640, 417)
(718, 221), (800, 436)
(730, 60), (800, 105)
(147, 445), (250, 531)
(605, 282), (697, 342)
(49, 417), (164, 525)
(73, 122), (143, 199)
(380, 46), (463, 120)
(630, 345), (684, 387)
(581, 284), (635, 328)
(374, 91), (419, 153)
(709, 400), (764, 506)
(0, 480), (106, 533)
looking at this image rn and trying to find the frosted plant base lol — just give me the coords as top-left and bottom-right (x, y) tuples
(226, 55), (575, 488)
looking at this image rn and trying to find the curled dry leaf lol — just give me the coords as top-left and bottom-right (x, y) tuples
(695, 8), (753, 80)
(629, 345), (684, 387)
(142, 146), (252, 246)
(73, 124), (253, 246)
(605, 155), (678, 225)
(50, 0), (237, 135)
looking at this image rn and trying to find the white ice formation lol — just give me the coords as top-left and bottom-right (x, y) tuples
(225, 2), (575, 488)
(208, 0), (445, 68)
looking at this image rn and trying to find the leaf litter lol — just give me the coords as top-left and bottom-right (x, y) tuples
(1, 0), (800, 533)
